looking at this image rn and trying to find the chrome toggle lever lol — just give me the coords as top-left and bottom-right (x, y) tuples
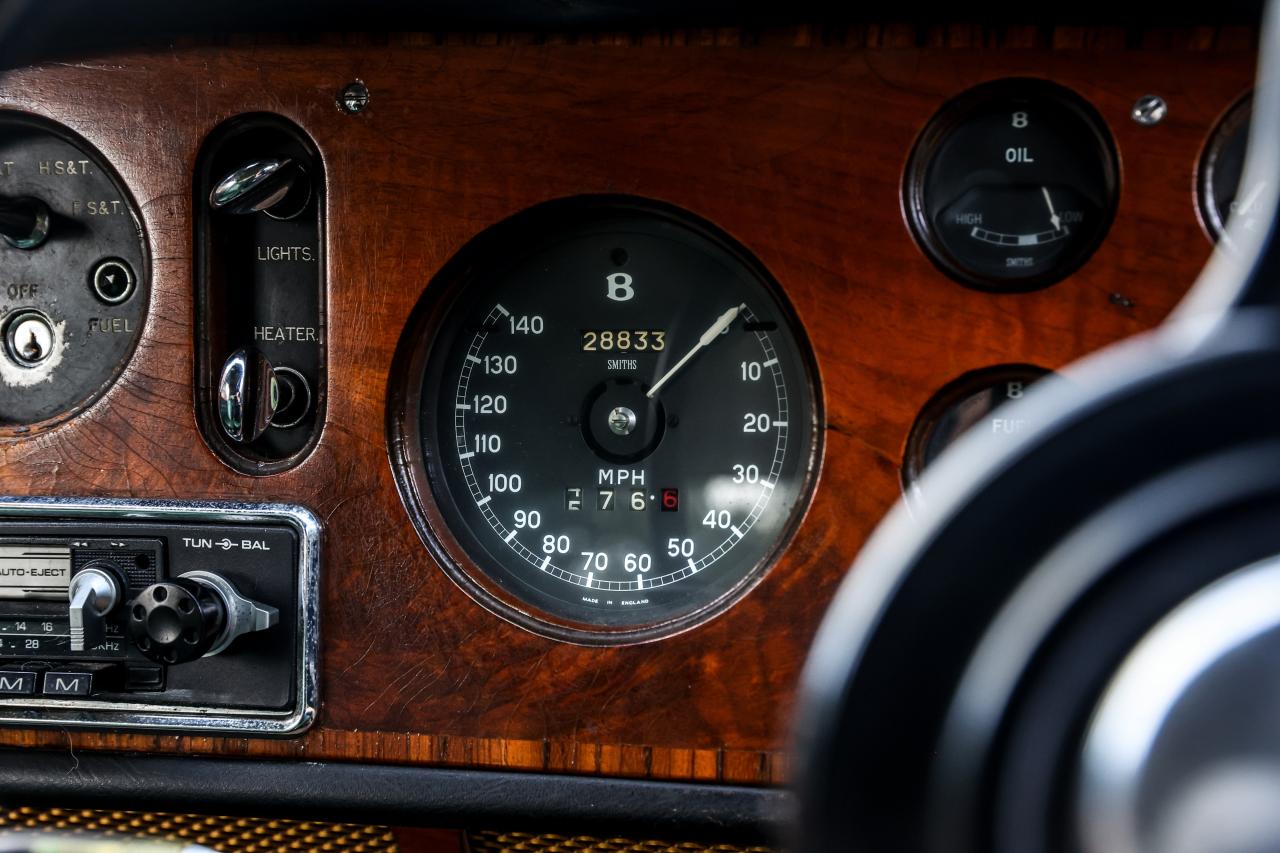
(0, 196), (50, 249)
(209, 158), (308, 218)
(218, 348), (278, 443)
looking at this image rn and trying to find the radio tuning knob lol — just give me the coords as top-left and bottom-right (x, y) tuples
(218, 347), (278, 443)
(67, 563), (123, 652)
(127, 573), (278, 665)
(127, 579), (224, 664)
(209, 158), (309, 219)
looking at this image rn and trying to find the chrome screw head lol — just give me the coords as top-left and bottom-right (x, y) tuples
(1132, 94), (1168, 126)
(608, 406), (638, 436)
(338, 81), (370, 114)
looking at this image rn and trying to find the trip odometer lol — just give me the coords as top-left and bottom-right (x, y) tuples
(389, 197), (821, 643)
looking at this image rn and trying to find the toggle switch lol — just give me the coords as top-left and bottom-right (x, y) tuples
(209, 158), (309, 219)
(0, 195), (50, 249)
(195, 117), (325, 472)
(218, 347), (278, 443)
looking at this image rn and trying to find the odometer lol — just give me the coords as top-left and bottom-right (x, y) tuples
(390, 198), (822, 643)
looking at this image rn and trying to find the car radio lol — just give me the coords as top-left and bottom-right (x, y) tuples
(0, 498), (319, 735)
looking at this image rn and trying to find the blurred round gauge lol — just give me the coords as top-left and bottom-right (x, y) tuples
(905, 79), (1119, 292)
(1198, 94), (1256, 243)
(902, 364), (1051, 502)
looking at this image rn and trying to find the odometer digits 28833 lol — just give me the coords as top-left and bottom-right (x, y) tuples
(389, 198), (821, 643)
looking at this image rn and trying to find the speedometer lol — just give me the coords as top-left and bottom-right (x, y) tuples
(389, 197), (822, 643)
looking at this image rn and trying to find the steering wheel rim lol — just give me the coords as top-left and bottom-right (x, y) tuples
(793, 1), (1280, 849)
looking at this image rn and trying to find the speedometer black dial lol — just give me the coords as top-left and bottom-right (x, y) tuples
(390, 198), (821, 643)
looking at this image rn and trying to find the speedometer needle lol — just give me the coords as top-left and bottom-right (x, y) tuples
(646, 304), (746, 399)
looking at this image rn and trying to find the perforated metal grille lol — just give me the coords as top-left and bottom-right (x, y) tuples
(0, 807), (774, 853)
(0, 806), (397, 852)
(464, 832), (774, 853)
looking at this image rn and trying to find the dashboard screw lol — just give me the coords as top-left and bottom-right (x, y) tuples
(338, 81), (370, 114)
(1131, 95), (1167, 126)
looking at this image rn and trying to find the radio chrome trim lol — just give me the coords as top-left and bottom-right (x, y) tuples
(0, 497), (320, 736)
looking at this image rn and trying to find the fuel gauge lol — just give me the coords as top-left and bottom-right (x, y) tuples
(902, 364), (1051, 505)
(906, 79), (1119, 291)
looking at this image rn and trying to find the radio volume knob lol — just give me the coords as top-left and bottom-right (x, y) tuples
(67, 564), (123, 652)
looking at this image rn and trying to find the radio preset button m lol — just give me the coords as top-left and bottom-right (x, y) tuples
(195, 118), (326, 472)
(0, 671), (35, 695)
(42, 670), (91, 696)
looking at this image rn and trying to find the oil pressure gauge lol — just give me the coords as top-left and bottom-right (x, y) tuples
(906, 79), (1119, 291)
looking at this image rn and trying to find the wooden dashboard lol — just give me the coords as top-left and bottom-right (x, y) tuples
(0, 25), (1255, 786)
